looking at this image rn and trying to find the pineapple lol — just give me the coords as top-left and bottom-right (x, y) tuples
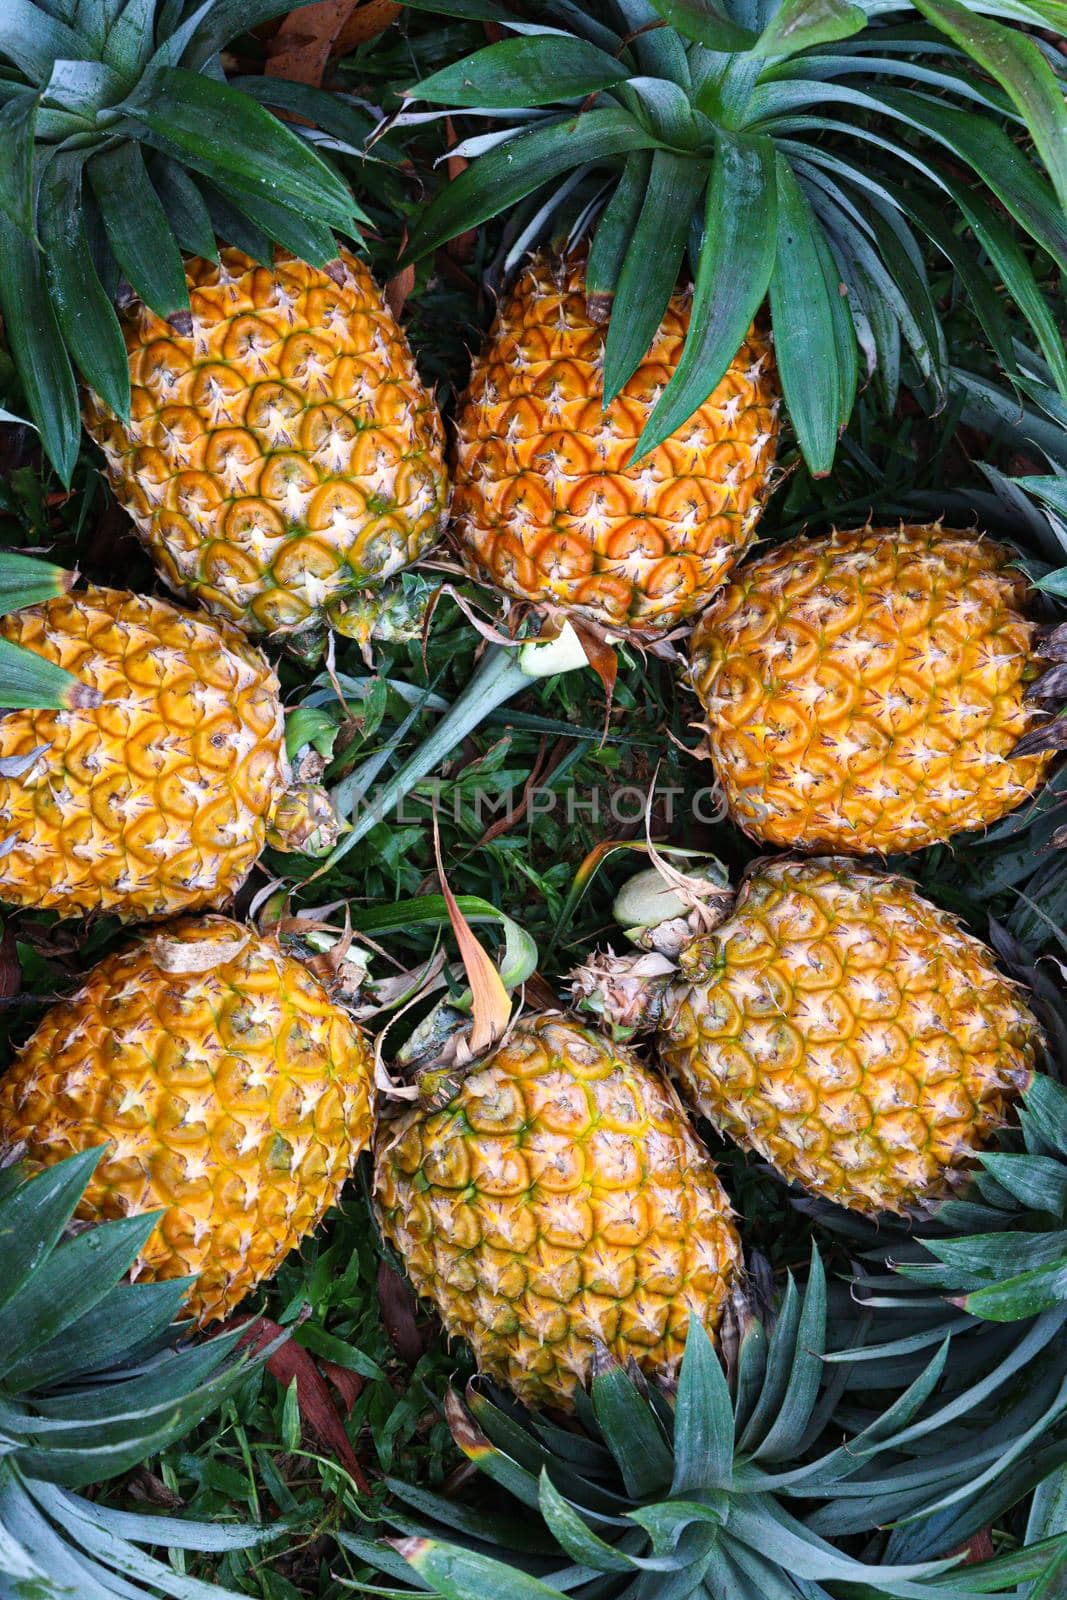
(0, 2), (370, 486)
(451, 253), (779, 635)
(0, 916), (373, 1324)
(83, 248), (448, 642)
(406, 4), (1067, 476)
(576, 857), (1041, 1217)
(688, 525), (1054, 854)
(375, 1012), (742, 1408)
(0, 586), (340, 920)
(0, 1150), (265, 1595)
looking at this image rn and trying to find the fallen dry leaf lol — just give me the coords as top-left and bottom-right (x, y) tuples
(377, 1259), (427, 1366)
(234, 1316), (370, 1492)
(266, 0), (400, 86)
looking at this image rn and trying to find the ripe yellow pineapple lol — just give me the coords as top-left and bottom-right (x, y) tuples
(0, 587), (338, 920)
(689, 524), (1053, 854)
(83, 249), (449, 641)
(452, 253), (779, 635)
(0, 916), (373, 1324)
(375, 1013), (742, 1408)
(582, 857), (1041, 1217)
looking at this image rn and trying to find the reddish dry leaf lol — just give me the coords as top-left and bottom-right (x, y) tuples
(444, 118), (477, 262)
(569, 619), (617, 729)
(0, 923), (20, 1001)
(385, 262), (416, 320)
(320, 1359), (365, 1414)
(433, 814), (511, 1056)
(377, 1259), (426, 1366)
(265, 0), (399, 86)
(525, 969), (562, 1011)
(947, 1530), (995, 1565)
(235, 1316), (370, 1492)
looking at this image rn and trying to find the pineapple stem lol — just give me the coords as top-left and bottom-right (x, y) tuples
(325, 629), (590, 862)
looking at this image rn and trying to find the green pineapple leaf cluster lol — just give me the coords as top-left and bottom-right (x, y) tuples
(343, 1248), (1067, 1599)
(0, 1146), (269, 1599)
(400, 0), (1067, 475)
(0, 0), (366, 484)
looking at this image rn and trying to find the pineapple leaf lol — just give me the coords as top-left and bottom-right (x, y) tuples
(47, 1492), (275, 1556)
(976, 1153), (1067, 1216)
(752, 1248), (826, 1464)
(0, 637), (92, 711)
(198, 174), (337, 266)
(383, 1477), (562, 1554)
(0, 1211), (164, 1379)
(873, 87), (1067, 274)
(751, 0), (866, 59)
(635, 129), (776, 457)
(0, 0), (88, 80)
(911, 0), (1067, 214)
(536, 1471), (638, 1573)
(39, 1487), (261, 1599)
(0, 1150), (104, 1317)
(98, 0), (155, 80)
(585, 148), (651, 308)
(768, 157), (853, 474)
(1026, 1076), (1067, 1151)
(670, 1316), (733, 1493)
(414, 36), (630, 107)
(602, 150), (704, 403)
(127, 67), (358, 231)
(390, 1537), (569, 1600)
(0, 548), (73, 610)
(0, 90), (38, 235)
(87, 141), (191, 316)
(403, 110), (652, 265)
(942, 177), (1067, 394)
(0, 211), (79, 485)
(589, 1357), (673, 1499)
(737, 1272), (802, 1455)
(957, 1257), (1067, 1321)
(145, 152), (217, 258)
(644, 0), (756, 50)
(198, 182), (272, 262)
(40, 150), (132, 419)
(1, 1469), (119, 1600)
(4, 1280), (193, 1393)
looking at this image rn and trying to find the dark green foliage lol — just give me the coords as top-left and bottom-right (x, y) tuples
(0, 1150), (269, 1598)
(344, 1254), (1067, 1598)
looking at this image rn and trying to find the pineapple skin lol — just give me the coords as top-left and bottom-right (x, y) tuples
(0, 916), (373, 1324)
(375, 1014), (742, 1409)
(0, 588), (296, 920)
(661, 857), (1041, 1216)
(451, 254), (779, 635)
(690, 524), (1052, 854)
(83, 248), (449, 638)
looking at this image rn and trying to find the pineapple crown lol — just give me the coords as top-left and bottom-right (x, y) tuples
(0, 0), (369, 482)
(399, 0), (1067, 475)
(0, 1146), (270, 1597)
(570, 858), (732, 1036)
(343, 1248), (1067, 1599)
